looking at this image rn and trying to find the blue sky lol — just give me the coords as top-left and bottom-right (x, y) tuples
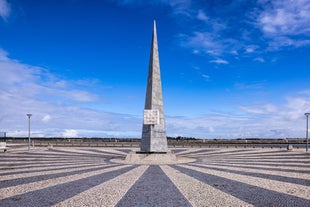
(0, 0), (310, 138)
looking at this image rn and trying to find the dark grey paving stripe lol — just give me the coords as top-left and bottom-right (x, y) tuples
(201, 162), (310, 174)
(189, 163), (310, 186)
(0, 164), (120, 189)
(116, 165), (192, 207)
(179, 149), (216, 156)
(197, 150), (307, 158)
(184, 149), (252, 156)
(224, 156), (310, 161)
(0, 165), (136, 207)
(171, 149), (188, 154)
(48, 149), (119, 158)
(80, 149), (126, 156)
(209, 150), (285, 157)
(219, 159), (308, 164)
(239, 154), (309, 158)
(212, 161), (310, 169)
(171, 165), (310, 207)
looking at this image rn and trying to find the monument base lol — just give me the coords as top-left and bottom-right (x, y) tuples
(111, 150), (195, 165)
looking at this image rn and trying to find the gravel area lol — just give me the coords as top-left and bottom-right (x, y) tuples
(0, 147), (309, 206)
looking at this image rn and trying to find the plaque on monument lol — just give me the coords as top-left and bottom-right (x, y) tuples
(143, 109), (159, 125)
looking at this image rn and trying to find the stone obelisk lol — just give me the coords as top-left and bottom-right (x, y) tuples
(140, 20), (168, 153)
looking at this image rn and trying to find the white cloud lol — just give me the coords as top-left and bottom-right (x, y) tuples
(114, 0), (192, 15)
(208, 126), (214, 133)
(209, 59), (228, 64)
(245, 45), (259, 53)
(166, 114), (251, 138)
(259, 0), (310, 35)
(0, 49), (141, 138)
(254, 57), (265, 63)
(165, 90), (310, 139)
(234, 82), (265, 90)
(197, 10), (208, 22)
(299, 90), (310, 95)
(116, 0), (310, 57)
(178, 22), (240, 58)
(167, 0), (191, 16)
(0, 0), (10, 20)
(180, 32), (226, 56)
(283, 96), (310, 120)
(42, 115), (51, 123)
(201, 74), (210, 81)
(176, 0), (310, 58)
(62, 129), (78, 138)
(258, 0), (310, 48)
(70, 90), (98, 102)
(239, 103), (278, 115)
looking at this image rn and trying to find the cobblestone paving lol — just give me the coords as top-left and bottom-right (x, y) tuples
(0, 147), (309, 207)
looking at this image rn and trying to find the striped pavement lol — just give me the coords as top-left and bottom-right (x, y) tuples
(0, 147), (309, 206)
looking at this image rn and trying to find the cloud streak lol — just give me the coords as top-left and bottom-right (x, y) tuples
(258, 0), (310, 49)
(0, 0), (10, 21)
(209, 59), (228, 65)
(0, 49), (141, 138)
(169, 0), (310, 58)
(166, 92), (310, 139)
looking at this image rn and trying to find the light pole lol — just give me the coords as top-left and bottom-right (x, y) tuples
(26, 114), (32, 151)
(305, 113), (309, 152)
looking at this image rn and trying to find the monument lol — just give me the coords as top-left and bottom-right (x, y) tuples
(121, 21), (193, 164)
(140, 20), (168, 153)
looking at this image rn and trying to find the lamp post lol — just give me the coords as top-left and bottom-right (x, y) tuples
(305, 113), (310, 152)
(26, 114), (32, 151)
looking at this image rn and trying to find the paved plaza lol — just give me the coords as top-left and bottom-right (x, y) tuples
(0, 147), (309, 206)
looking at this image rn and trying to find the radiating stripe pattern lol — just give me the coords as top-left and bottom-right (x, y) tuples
(0, 147), (309, 206)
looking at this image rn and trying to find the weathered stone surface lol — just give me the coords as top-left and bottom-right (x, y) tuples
(141, 21), (168, 153)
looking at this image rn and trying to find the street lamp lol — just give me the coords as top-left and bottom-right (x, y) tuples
(305, 113), (310, 152)
(26, 114), (32, 151)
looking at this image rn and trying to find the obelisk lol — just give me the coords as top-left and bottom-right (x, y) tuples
(140, 20), (168, 153)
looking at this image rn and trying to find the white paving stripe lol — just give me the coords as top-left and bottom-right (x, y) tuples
(179, 149), (270, 158)
(54, 165), (148, 207)
(1, 158), (88, 165)
(176, 148), (211, 155)
(161, 165), (252, 207)
(181, 163), (310, 200)
(0, 164), (125, 200)
(73, 148), (130, 156)
(208, 160), (310, 168)
(57, 148), (127, 156)
(0, 163), (102, 181)
(0, 162), (78, 170)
